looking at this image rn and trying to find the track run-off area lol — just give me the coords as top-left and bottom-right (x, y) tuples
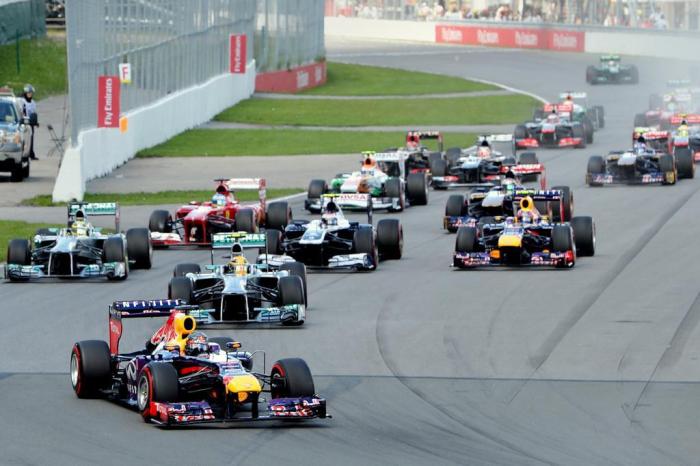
(2, 38), (700, 465)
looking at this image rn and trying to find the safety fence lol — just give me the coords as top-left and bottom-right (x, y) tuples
(0, 0), (45, 44)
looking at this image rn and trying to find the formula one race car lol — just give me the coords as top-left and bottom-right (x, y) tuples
(514, 103), (587, 149)
(632, 127), (671, 153)
(5, 202), (152, 281)
(70, 300), (328, 425)
(635, 85), (699, 130)
(168, 233), (307, 326)
(586, 55), (638, 85)
(262, 194), (402, 271)
(431, 134), (545, 189)
(554, 92), (605, 130)
(453, 195), (595, 269)
(305, 152), (428, 212)
(443, 184), (574, 233)
(668, 114), (700, 162)
(586, 145), (694, 186)
(388, 130), (445, 176)
(149, 178), (291, 247)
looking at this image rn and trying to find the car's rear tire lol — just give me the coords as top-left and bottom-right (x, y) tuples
(518, 151), (539, 182)
(595, 106), (605, 128)
(552, 224), (575, 268)
(514, 124), (528, 140)
(445, 194), (466, 217)
(173, 263), (201, 277)
(353, 227), (377, 268)
(71, 340), (111, 399)
(148, 210), (171, 233)
(384, 178), (404, 211)
(430, 158), (448, 177)
(103, 237), (128, 281)
(551, 186), (573, 221)
(138, 363), (179, 422)
(280, 262), (308, 306)
(168, 276), (194, 303)
(278, 276), (305, 306)
(406, 173), (428, 205)
(572, 125), (586, 148)
(445, 147), (462, 165)
(455, 226), (478, 253)
(126, 228), (152, 270)
(583, 117), (594, 144)
(675, 147), (695, 179)
(376, 219), (403, 260)
(586, 66), (596, 84)
(571, 216), (595, 257)
(235, 209), (257, 233)
(429, 152), (443, 168)
(264, 228), (283, 255)
(270, 358), (315, 399)
(266, 201), (291, 231)
(659, 154), (676, 185)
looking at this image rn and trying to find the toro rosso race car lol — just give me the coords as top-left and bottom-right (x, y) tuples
(430, 134), (545, 189)
(168, 233), (307, 326)
(453, 195), (595, 269)
(149, 178), (291, 247)
(5, 202), (152, 281)
(305, 152), (428, 212)
(514, 103), (587, 149)
(262, 194), (402, 271)
(444, 184), (574, 233)
(70, 300), (328, 425)
(586, 140), (694, 186)
(586, 55), (639, 85)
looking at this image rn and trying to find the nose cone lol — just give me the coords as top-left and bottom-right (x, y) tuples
(498, 235), (522, 248)
(226, 374), (261, 395)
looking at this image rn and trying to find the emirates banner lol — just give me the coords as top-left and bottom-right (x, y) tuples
(97, 75), (120, 128)
(435, 24), (584, 52)
(229, 33), (247, 74)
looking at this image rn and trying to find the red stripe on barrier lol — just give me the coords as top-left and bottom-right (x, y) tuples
(256, 62), (327, 93)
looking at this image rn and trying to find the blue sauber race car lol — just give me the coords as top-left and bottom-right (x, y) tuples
(70, 300), (329, 425)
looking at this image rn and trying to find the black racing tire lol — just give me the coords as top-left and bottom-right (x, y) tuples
(7, 238), (30, 265)
(138, 363), (179, 421)
(633, 113), (647, 127)
(278, 276), (305, 306)
(126, 228), (152, 270)
(235, 209), (257, 233)
(455, 226), (478, 253)
(658, 154), (676, 185)
(307, 179), (327, 199)
(71, 340), (111, 399)
(103, 237), (128, 281)
(572, 125), (586, 148)
(406, 173), (428, 205)
(595, 105), (605, 128)
(10, 162), (23, 182)
(552, 224), (573, 252)
(173, 263), (201, 277)
(280, 261), (308, 306)
(518, 151), (539, 182)
(376, 219), (403, 260)
(571, 216), (595, 257)
(353, 226), (377, 267)
(429, 152), (443, 168)
(674, 147), (695, 179)
(586, 155), (605, 187)
(583, 117), (594, 144)
(265, 229), (283, 255)
(445, 147), (462, 165)
(384, 178), (404, 211)
(514, 124), (528, 140)
(430, 158), (448, 177)
(586, 65), (596, 84)
(270, 358), (315, 399)
(168, 276), (194, 303)
(266, 201), (291, 231)
(551, 186), (573, 222)
(445, 194), (467, 217)
(148, 210), (171, 233)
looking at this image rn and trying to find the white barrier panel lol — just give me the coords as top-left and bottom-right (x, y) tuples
(325, 17), (434, 42)
(585, 31), (700, 60)
(53, 61), (256, 202)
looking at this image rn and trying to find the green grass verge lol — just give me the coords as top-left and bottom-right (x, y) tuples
(137, 129), (477, 157)
(215, 94), (536, 126)
(302, 62), (496, 96)
(0, 38), (67, 99)
(0, 220), (59, 262)
(20, 188), (303, 207)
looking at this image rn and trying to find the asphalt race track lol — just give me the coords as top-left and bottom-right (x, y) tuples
(2, 39), (700, 465)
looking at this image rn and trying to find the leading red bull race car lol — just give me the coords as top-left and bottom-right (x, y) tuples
(70, 299), (328, 425)
(149, 178), (292, 247)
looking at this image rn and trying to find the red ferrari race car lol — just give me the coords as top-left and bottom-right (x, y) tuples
(149, 178), (292, 247)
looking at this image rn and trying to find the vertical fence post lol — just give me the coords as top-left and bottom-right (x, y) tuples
(15, 29), (21, 74)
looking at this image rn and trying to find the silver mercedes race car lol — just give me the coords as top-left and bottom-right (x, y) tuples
(5, 202), (152, 281)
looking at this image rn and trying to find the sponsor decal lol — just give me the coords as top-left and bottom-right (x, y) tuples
(477, 29), (499, 45)
(515, 31), (538, 47)
(229, 34), (247, 74)
(97, 76), (120, 128)
(297, 70), (309, 89)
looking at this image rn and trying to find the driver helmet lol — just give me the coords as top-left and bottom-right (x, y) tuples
(71, 210), (89, 236)
(502, 170), (516, 187)
(477, 140), (491, 158)
(211, 193), (227, 207)
(322, 200), (340, 226)
(361, 156), (377, 176)
(185, 331), (208, 356)
(634, 135), (647, 153)
(227, 243), (248, 276)
(406, 134), (419, 149)
(517, 209), (534, 224)
(546, 110), (559, 122)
